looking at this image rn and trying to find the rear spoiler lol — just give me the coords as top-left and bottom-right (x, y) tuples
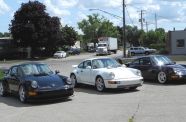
(72, 65), (78, 68)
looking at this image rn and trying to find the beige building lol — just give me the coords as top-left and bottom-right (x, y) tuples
(167, 30), (186, 55)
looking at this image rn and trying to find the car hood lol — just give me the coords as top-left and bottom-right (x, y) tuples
(24, 74), (64, 88)
(164, 64), (186, 72)
(101, 67), (141, 79)
(164, 64), (185, 69)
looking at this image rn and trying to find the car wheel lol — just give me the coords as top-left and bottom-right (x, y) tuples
(19, 85), (27, 103)
(0, 82), (7, 97)
(158, 71), (167, 84)
(70, 74), (78, 87)
(95, 77), (105, 92)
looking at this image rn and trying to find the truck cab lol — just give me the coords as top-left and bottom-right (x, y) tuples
(96, 37), (118, 56)
(96, 42), (109, 55)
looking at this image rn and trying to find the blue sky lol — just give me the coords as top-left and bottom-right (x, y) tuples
(1, 0), (186, 33)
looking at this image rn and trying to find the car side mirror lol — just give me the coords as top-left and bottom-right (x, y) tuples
(55, 70), (60, 74)
(86, 66), (91, 69)
(125, 62), (130, 67)
(174, 62), (176, 64)
(4, 70), (8, 75)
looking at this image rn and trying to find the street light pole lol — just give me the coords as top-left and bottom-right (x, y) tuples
(123, 0), (126, 57)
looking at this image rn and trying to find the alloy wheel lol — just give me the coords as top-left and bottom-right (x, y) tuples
(0, 82), (4, 96)
(96, 77), (105, 92)
(70, 74), (77, 87)
(158, 71), (167, 84)
(19, 86), (26, 103)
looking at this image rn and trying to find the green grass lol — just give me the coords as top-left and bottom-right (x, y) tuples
(0, 69), (4, 80)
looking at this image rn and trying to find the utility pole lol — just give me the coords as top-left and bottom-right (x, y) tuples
(146, 21), (148, 32)
(155, 13), (157, 30)
(123, 0), (126, 57)
(138, 10), (145, 30)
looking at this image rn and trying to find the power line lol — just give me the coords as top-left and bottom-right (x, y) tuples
(89, 8), (122, 19)
(126, 7), (135, 26)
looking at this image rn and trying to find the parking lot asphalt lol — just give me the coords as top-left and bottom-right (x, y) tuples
(0, 52), (186, 122)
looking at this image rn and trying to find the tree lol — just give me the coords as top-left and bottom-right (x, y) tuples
(3, 32), (11, 37)
(0, 32), (3, 37)
(59, 25), (78, 49)
(78, 14), (118, 44)
(117, 25), (144, 47)
(9, 1), (61, 57)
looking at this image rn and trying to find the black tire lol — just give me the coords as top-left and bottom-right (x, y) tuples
(95, 77), (105, 92)
(0, 81), (8, 97)
(157, 71), (167, 84)
(19, 85), (27, 103)
(70, 74), (78, 87)
(145, 51), (150, 55)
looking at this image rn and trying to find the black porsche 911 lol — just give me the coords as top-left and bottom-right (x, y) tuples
(0, 62), (74, 103)
(127, 55), (186, 84)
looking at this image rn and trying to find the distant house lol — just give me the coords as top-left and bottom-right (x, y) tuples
(0, 37), (15, 58)
(167, 30), (186, 55)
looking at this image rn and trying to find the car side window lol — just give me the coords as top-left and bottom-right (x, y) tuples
(140, 57), (151, 65)
(84, 60), (91, 69)
(10, 67), (18, 76)
(78, 62), (84, 69)
(132, 59), (140, 65)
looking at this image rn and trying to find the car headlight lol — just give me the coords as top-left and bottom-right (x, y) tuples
(31, 81), (38, 88)
(136, 70), (142, 76)
(65, 77), (72, 85)
(173, 69), (183, 75)
(109, 72), (115, 79)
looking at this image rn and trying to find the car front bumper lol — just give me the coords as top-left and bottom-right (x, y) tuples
(169, 74), (186, 81)
(104, 78), (143, 89)
(27, 87), (74, 100)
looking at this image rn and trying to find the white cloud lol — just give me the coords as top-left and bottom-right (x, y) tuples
(77, 11), (88, 21)
(56, 0), (78, 8)
(0, 0), (10, 15)
(44, 0), (71, 17)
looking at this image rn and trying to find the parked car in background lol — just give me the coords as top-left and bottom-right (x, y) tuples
(70, 57), (143, 92)
(53, 51), (67, 58)
(128, 47), (156, 56)
(67, 48), (80, 55)
(0, 62), (74, 103)
(126, 55), (186, 84)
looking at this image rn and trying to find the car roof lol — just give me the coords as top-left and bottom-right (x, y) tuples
(133, 55), (165, 59)
(11, 62), (46, 67)
(83, 57), (113, 61)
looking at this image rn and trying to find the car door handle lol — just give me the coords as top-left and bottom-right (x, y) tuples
(81, 70), (83, 72)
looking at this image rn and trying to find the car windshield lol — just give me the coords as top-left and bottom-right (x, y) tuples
(20, 64), (53, 76)
(98, 44), (107, 47)
(56, 51), (63, 53)
(152, 56), (174, 65)
(92, 58), (121, 68)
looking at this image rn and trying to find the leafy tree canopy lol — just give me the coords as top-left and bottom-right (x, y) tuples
(9, 1), (61, 56)
(78, 14), (118, 43)
(59, 25), (78, 48)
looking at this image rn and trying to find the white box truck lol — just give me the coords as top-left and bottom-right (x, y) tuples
(96, 37), (118, 55)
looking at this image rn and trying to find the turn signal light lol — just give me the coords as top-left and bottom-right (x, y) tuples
(108, 81), (119, 84)
(28, 91), (37, 96)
